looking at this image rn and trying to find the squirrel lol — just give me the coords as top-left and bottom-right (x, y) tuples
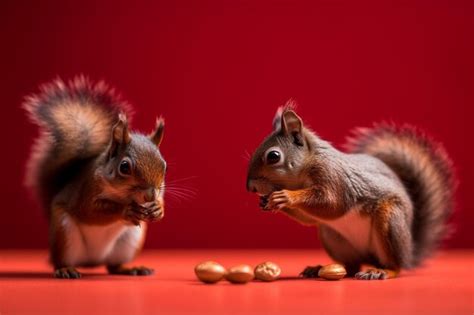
(246, 102), (455, 280)
(24, 77), (166, 279)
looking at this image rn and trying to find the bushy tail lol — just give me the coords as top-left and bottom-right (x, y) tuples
(346, 123), (455, 266)
(24, 76), (132, 208)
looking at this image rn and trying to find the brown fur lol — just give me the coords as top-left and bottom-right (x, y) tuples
(247, 105), (455, 277)
(368, 197), (406, 268)
(24, 76), (133, 210)
(24, 76), (166, 277)
(346, 123), (455, 265)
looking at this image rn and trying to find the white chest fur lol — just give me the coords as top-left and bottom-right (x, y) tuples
(60, 213), (144, 267)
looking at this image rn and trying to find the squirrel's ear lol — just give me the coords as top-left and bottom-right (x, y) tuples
(272, 106), (284, 131)
(282, 110), (304, 146)
(109, 114), (131, 158)
(112, 113), (131, 144)
(150, 116), (165, 147)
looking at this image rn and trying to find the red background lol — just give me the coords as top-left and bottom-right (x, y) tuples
(0, 0), (472, 249)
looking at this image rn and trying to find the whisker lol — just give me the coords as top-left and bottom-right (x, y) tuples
(242, 149), (251, 161)
(163, 184), (198, 194)
(164, 195), (185, 206)
(164, 186), (198, 194)
(165, 189), (197, 197)
(164, 183), (197, 190)
(161, 175), (199, 206)
(166, 176), (198, 184)
(165, 192), (195, 203)
(164, 188), (197, 199)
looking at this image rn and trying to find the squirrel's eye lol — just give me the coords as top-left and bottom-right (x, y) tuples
(266, 150), (281, 165)
(264, 147), (284, 166)
(118, 159), (132, 176)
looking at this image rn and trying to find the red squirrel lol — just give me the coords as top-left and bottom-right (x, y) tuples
(24, 77), (166, 279)
(247, 103), (455, 280)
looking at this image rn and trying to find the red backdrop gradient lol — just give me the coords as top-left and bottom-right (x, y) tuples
(0, 0), (472, 249)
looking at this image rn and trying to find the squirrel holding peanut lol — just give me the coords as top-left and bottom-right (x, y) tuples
(24, 77), (166, 279)
(247, 102), (455, 280)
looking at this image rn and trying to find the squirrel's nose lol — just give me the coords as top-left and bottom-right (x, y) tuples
(143, 187), (156, 202)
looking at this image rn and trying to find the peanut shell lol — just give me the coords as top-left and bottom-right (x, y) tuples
(318, 263), (347, 280)
(226, 264), (254, 284)
(195, 261), (227, 283)
(254, 262), (281, 281)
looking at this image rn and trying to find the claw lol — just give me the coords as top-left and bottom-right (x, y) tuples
(266, 190), (291, 210)
(126, 202), (162, 224)
(108, 265), (155, 276)
(259, 195), (269, 210)
(355, 269), (387, 280)
(54, 267), (82, 279)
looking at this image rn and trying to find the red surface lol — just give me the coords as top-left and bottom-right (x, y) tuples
(0, 250), (472, 315)
(1, 0), (473, 248)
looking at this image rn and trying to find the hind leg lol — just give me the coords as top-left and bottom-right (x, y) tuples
(355, 200), (412, 280)
(301, 225), (364, 278)
(106, 223), (154, 276)
(50, 205), (83, 279)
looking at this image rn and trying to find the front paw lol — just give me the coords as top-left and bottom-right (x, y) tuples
(259, 195), (269, 210)
(140, 201), (164, 221)
(125, 203), (147, 225)
(125, 202), (163, 225)
(266, 190), (293, 210)
(147, 205), (164, 222)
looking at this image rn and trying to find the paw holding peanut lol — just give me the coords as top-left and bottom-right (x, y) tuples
(125, 201), (163, 225)
(267, 190), (292, 209)
(260, 190), (295, 211)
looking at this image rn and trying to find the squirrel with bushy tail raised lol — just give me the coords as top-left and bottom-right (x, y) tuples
(247, 102), (455, 280)
(24, 77), (166, 279)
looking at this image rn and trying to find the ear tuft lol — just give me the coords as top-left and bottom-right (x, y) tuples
(272, 106), (284, 131)
(284, 98), (298, 111)
(273, 99), (298, 131)
(150, 116), (165, 147)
